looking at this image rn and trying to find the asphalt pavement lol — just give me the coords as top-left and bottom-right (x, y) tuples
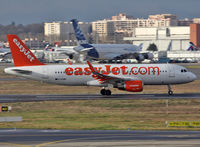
(0, 129), (200, 147)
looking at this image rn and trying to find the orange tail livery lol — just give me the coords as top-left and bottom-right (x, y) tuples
(7, 34), (44, 66)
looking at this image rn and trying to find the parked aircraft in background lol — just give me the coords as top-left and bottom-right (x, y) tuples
(43, 44), (82, 62)
(71, 19), (154, 62)
(44, 44), (77, 56)
(187, 42), (200, 51)
(0, 42), (11, 57)
(5, 35), (196, 95)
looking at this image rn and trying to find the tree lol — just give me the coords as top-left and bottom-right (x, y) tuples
(147, 43), (158, 51)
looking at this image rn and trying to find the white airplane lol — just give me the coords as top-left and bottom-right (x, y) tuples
(71, 19), (153, 62)
(0, 42), (11, 57)
(5, 35), (197, 95)
(43, 44), (80, 61)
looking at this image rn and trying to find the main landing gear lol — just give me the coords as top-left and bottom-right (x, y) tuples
(168, 85), (173, 95)
(100, 88), (112, 96)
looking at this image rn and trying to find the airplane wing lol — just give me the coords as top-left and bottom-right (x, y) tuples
(87, 61), (140, 84)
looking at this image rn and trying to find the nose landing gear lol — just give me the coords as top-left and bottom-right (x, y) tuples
(168, 85), (173, 95)
(100, 88), (112, 96)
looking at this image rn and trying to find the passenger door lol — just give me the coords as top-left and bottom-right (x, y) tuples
(168, 65), (175, 77)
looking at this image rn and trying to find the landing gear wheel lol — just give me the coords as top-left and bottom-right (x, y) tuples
(105, 90), (111, 96)
(100, 89), (112, 96)
(100, 89), (106, 95)
(168, 90), (173, 95)
(167, 85), (173, 95)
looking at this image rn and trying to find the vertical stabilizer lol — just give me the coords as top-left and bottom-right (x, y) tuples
(71, 19), (88, 45)
(7, 34), (45, 66)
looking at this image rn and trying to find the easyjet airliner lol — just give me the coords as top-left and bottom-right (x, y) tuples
(5, 35), (197, 95)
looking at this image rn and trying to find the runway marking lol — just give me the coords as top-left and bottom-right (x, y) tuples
(36, 95), (102, 98)
(35, 135), (133, 147)
(0, 142), (31, 147)
(0, 133), (138, 137)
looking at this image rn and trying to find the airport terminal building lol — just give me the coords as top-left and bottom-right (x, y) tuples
(124, 24), (200, 51)
(124, 26), (190, 51)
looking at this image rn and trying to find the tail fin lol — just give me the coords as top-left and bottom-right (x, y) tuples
(44, 44), (49, 51)
(187, 42), (195, 51)
(138, 43), (143, 51)
(7, 34), (45, 67)
(71, 19), (88, 45)
(167, 41), (172, 51)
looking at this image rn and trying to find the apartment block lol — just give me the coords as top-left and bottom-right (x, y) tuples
(44, 21), (91, 45)
(92, 13), (179, 43)
(193, 18), (200, 24)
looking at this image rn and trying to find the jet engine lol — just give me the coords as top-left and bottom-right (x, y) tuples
(65, 53), (84, 63)
(135, 54), (145, 62)
(143, 53), (154, 60)
(135, 53), (154, 62)
(69, 54), (74, 59)
(116, 80), (143, 92)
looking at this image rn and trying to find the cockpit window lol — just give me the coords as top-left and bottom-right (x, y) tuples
(181, 69), (187, 72)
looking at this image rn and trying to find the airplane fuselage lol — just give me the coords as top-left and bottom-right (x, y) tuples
(4, 64), (196, 87)
(75, 44), (141, 60)
(6, 34), (197, 95)
(92, 44), (140, 59)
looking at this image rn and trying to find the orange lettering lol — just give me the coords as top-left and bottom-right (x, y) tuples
(112, 67), (120, 75)
(65, 67), (73, 75)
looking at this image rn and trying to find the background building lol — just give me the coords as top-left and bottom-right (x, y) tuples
(193, 18), (200, 24)
(124, 26), (190, 51)
(92, 13), (180, 44)
(190, 23), (200, 47)
(44, 21), (91, 45)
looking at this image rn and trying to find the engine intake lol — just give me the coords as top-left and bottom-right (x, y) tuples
(143, 53), (154, 60)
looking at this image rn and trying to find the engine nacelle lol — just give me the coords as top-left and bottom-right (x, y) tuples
(117, 80), (143, 92)
(143, 53), (154, 60)
(68, 54), (84, 63)
(135, 54), (145, 62)
(69, 54), (74, 59)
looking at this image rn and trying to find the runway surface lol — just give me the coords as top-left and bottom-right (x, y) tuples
(0, 129), (200, 147)
(0, 93), (200, 103)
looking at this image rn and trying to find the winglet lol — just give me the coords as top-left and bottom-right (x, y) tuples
(7, 34), (45, 67)
(138, 43), (143, 51)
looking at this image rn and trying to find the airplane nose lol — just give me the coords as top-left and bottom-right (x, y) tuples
(190, 73), (197, 81)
